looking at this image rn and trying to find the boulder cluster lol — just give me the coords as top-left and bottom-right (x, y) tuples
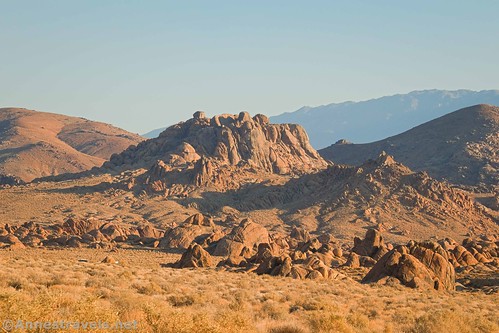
(172, 221), (348, 281)
(0, 218), (165, 250)
(170, 222), (498, 291)
(2, 215), (497, 291)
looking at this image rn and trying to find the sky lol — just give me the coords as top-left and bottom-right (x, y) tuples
(1, 1), (498, 134)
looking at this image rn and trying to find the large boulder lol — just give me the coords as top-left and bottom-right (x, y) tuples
(160, 213), (218, 249)
(160, 225), (210, 249)
(173, 243), (213, 268)
(352, 229), (386, 258)
(451, 245), (479, 267)
(213, 219), (270, 256)
(410, 241), (455, 290)
(362, 241), (455, 291)
(345, 252), (361, 268)
(183, 213), (214, 227)
(0, 234), (25, 249)
(62, 218), (102, 235)
(137, 224), (164, 239)
(100, 222), (129, 241)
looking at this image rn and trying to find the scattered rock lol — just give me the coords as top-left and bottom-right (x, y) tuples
(101, 256), (117, 264)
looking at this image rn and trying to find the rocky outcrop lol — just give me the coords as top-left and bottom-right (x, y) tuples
(352, 229), (386, 258)
(0, 218), (167, 250)
(159, 213), (219, 249)
(213, 219), (270, 257)
(173, 243), (214, 268)
(237, 152), (498, 242)
(62, 218), (103, 235)
(253, 253), (346, 280)
(362, 241), (456, 291)
(0, 174), (25, 186)
(102, 111), (328, 193)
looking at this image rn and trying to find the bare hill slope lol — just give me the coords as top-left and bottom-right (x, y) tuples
(319, 104), (499, 189)
(0, 108), (144, 181)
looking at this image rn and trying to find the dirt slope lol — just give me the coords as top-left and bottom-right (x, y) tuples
(0, 108), (144, 181)
(319, 104), (499, 189)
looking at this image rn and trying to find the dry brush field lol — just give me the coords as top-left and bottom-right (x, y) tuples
(0, 248), (497, 333)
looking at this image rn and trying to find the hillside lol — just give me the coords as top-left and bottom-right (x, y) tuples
(271, 89), (499, 148)
(0, 108), (144, 182)
(8, 111), (494, 245)
(319, 104), (499, 189)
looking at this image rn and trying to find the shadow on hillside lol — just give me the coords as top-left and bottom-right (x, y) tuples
(181, 171), (327, 214)
(42, 181), (116, 195)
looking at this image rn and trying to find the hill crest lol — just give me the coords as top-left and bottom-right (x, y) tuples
(0, 107), (144, 181)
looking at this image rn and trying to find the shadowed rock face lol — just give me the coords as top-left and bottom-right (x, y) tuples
(103, 112), (328, 193)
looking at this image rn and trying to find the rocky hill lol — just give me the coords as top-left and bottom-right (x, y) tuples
(0, 108), (144, 182)
(319, 104), (499, 189)
(183, 152), (498, 242)
(102, 111), (328, 195)
(271, 89), (499, 148)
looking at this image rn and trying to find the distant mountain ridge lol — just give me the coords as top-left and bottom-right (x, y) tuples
(270, 89), (499, 148)
(0, 108), (145, 182)
(143, 127), (165, 139)
(319, 104), (499, 189)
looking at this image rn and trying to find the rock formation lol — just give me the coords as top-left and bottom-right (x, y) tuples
(229, 152), (498, 241)
(102, 111), (328, 194)
(173, 243), (214, 268)
(213, 219), (270, 256)
(362, 241), (456, 291)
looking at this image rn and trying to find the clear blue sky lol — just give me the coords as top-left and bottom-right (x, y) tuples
(1, 1), (498, 133)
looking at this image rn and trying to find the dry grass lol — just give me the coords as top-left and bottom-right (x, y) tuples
(0, 248), (497, 333)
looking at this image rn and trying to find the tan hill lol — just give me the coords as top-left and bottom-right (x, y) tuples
(0, 107), (145, 181)
(101, 111), (328, 195)
(319, 104), (499, 189)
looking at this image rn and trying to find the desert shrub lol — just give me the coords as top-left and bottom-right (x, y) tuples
(346, 312), (370, 329)
(408, 309), (498, 333)
(260, 300), (288, 320)
(132, 281), (162, 295)
(268, 324), (308, 333)
(308, 313), (355, 333)
(8, 278), (24, 290)
(168, 294), (195, 307)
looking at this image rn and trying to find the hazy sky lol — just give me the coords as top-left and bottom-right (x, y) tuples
(1, 1), (498, 133)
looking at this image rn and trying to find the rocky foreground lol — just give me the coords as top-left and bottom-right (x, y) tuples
(1, 215), (497, 294)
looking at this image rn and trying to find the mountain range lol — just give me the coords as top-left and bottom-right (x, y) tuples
(142, 90), (499, 149)
(271, 89), (499, 148)
(1, 109), (496, 246)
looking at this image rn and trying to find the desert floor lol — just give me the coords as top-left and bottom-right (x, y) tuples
(0, 248), (497, 333)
